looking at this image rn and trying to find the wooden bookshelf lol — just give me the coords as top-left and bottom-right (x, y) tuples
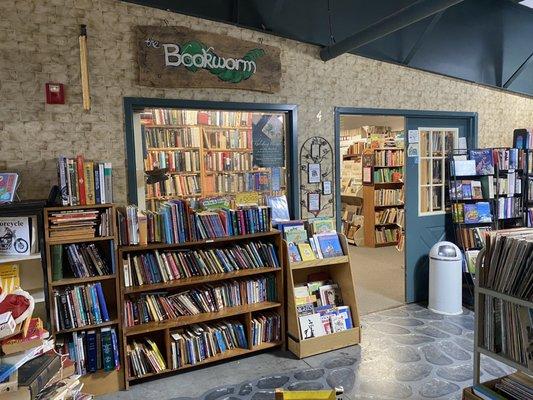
(362, 148), (404, 247)
(44, 204), (123, 395)
(283, 233), (361, 358)
(118, 230), (285, 389)
(142, 116), (287, 211)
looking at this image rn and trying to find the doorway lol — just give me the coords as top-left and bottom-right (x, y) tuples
(335, 108), (478, 313)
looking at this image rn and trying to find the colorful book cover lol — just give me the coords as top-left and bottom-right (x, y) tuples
(316, 233), (343, 258)
(297, 243), (316, 261)
(0, 173), (18, 203)
(296, 302), (314, 317)
(283, 224), (308, 244)
(469, 149), (494, 175)
(449, 182), (463, 200)
(462, 181), (472, 199)
(299, 313), (326, 339)
(463, 204), (480, 224)
(287, 242), (302, 263)
(471, 181), (483, 199)
(476, 202), (492, 222)
(266, 195), (290, 224)
(310, 218), (336, 234)
(337, 306), (353, 329)
(330, 314), (347, 333)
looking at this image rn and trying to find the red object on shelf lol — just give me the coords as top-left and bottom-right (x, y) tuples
(45, 83), (65, 104)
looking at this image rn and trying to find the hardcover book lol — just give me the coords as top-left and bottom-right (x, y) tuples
(287, 243), (302, 263)
(477, 202), (492, 222)
(469, 149), (494, 175)
(316, 234), (343, 258)
(297, 243), (316, 261)
(0, 173), (18, 204)
(282, 223), (308, 244)
(299, 313), (326, 339)
(463, 204), (479, 224)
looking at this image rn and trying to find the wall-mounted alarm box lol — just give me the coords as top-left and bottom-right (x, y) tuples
(45, 83), (65, 104)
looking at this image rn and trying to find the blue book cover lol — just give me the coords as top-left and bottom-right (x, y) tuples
(463, 204), (480, 224)
(94, 167), (101, 204)
(316, 234), (344, 258)
(147, 253), (162, 283)
(462, 182), (472, 199)
(95, 282), (110, 322)
(110, 328), (120, 369)
(89, 284), (102, 324)
(509, 148), (518, 170)
(469, 149), (494, 175)
(477, 202), (492, 222)
(287, 243), (302, 263)
(337, 306), (353, 329)
(86, 330), (98, 372)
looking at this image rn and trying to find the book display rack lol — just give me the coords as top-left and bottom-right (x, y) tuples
(361, 148), (405, 247)
(463, 228), (533, 399)
(44, 204), (122, 395)
(283, 233), (360, 358)
(118, 229), (285, 389)
(141, 109), (287, 210)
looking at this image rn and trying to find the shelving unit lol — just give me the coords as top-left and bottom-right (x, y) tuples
(283, 233), (361, 358)
(43, 204), (122, 395)
(141, 110), (286, 210)
(361, 148), (404, 247)
(118, 230), (285, 389)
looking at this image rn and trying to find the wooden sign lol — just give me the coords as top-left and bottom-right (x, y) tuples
(136, 26), (281, 93)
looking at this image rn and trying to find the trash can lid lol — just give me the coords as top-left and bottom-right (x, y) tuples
(429, 241), (461, 261)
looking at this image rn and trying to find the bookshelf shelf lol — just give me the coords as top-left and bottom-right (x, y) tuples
(284, 234), (361, 359)
(204, 148), (253, 152)
(0, 253), (41, 264)
(50, 274), (117, 287)
(144, 124), (252, 130)
(123, 267), (281, 294)
(44, 204), (123, 394)
(147, 147), (200, 151)
(47, 235), (115, 245)
(119, 230), (285, 389)
(124, 302), (282, 336)
(374, 204), (404, 209)
(375, 241), (399, 247)
(55, 318), (119, 334)
(374, 164), (404, 168)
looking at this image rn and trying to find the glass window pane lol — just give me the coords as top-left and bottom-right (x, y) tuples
(432, 131), (443, 157)
(432, 186), (443, 211)
(419, 131), (430, 157)
(420, 159), (432, 185)
(445, 131), (456, 154)
(420, 186), (431, 214)
(432, 159), (443, 184)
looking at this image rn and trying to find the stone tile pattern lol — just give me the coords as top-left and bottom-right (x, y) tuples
(131, 304), (513, 400)
(1, 0), (533, 216)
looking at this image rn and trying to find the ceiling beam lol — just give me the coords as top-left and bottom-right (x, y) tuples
(403, 10), (444, 65)
(319, 0), (464, 62)
(503, 50), (533, 89)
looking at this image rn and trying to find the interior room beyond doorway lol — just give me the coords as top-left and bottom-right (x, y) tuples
(339, 114), (406, 314)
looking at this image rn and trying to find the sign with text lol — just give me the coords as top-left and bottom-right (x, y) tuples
(136, 26), (281, 93)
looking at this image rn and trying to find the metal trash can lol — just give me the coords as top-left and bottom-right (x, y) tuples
(428, 241), (463, 315)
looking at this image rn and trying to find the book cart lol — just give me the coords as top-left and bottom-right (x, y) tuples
(462, 231), (533, 399)
(118, 230), (285, 389)
(43, 204), (123, 395)
(283, 233), (361, 358)
(361, 148), (405, 248)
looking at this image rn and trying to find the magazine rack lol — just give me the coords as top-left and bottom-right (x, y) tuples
(283, 233), (360, 358)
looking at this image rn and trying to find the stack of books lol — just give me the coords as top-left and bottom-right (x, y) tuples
(451, 202), (492, 224)
(449, 178), (490, 200)
(48, 208), (113, 240)
(57, 155), (113, 206)
(294, 280), (353, 340)
(147, 108), (251, 127)
(56, 327), (120, 375)
(456, 226), (491, 249)
(204, 151), (252, 172)
(127, 338), (166, 378)
(52, 283), (110, 331)
(281, 219), (343, 263)
(144, 150), (200, 173)
(375, 208), (404, 226)
(204, 171), (271, 194)
(203, 129), (251, 149)
(117, 202), (272, 246)
(373, 167), (402, 183)
(143, 126), (201, 148)
(374, 149), (404, 166)
(51, 243), (111, 281)
(169, 320), (248, 369)
(492, 372), (533, 399)
(251, 312), (281, 346)
(122, 241), (280, 287)
(496, 197), (523, 220)
(146, 174), (201, 198)
(374, 189), (404, 206)
(374, 227), (399, 244)
(123, 275), (277, 327)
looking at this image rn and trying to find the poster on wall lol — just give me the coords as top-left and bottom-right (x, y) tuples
(136, 26), (281, 93)
(252, 114), (285, 168)
(0, 217), (30, 256)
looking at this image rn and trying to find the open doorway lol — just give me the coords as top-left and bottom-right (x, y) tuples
(339, 114), (406, 314)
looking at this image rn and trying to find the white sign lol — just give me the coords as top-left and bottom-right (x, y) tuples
(0, 217), (30, 256)
(408, 143), (419, 158)
(408, 130), (419, 144)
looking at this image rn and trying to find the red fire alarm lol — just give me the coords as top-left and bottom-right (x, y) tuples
(45, 83), (65, 104)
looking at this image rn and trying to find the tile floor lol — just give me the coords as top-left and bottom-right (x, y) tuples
(99, 303), (512, 400)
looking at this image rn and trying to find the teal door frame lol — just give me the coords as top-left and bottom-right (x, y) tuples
(334, 107), (478, 303)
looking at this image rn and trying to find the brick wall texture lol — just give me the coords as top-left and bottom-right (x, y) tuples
(1, 0), (532, 216)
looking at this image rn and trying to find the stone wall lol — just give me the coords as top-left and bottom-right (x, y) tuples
(1, 0), (532, 216)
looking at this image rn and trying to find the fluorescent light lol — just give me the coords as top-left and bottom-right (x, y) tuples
(520, 0), (533, 9)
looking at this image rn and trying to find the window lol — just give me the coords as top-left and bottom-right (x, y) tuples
(419, 128), (458, 215)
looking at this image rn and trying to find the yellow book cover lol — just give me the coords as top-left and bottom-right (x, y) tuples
(0, 264), (20, 294)
(297, 243), (316, 261)
(83, 161), (96, 205)
(295, 295), (317, 305)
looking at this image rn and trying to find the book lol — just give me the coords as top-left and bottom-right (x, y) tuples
(287, 243), (302, 263)
(472, 385), (507, 400)
(0, 173), (19, 203)
(330, 314), (347, 333)
(16, 353), (62, 400)
(51, 245), (63, 281)
(469, 149), (495, 175)
(282, 223), (308, 244)
(464, 204), (480, 224)
(462, 181), (472, 199)
(0, 312), (16, 339)
(1, 318), (49, 355)
(266, 195), (290, 225)
(310, 218), (336, 235)
(471, 181), (483, 199)
(0, 217), (30, 256)
(337, 305), (353, 329)
(299, 313), (326, 339)
(316, 233), (343, 258)
(0, 264), (19, 294)
(453, 159), (476, 176)
(297, 243), (316, 261)
(477, 202), (492, 222)
(319, 284), (343, 306)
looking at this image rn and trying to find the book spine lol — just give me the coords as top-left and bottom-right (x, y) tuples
(95, 282), (110, 322)
(76, 155), (86, 205)
(58, 156), (69, 206)
(104, 163), (113, 203)
(84, 161), (96, 205)
(94, 164), (101, 204)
